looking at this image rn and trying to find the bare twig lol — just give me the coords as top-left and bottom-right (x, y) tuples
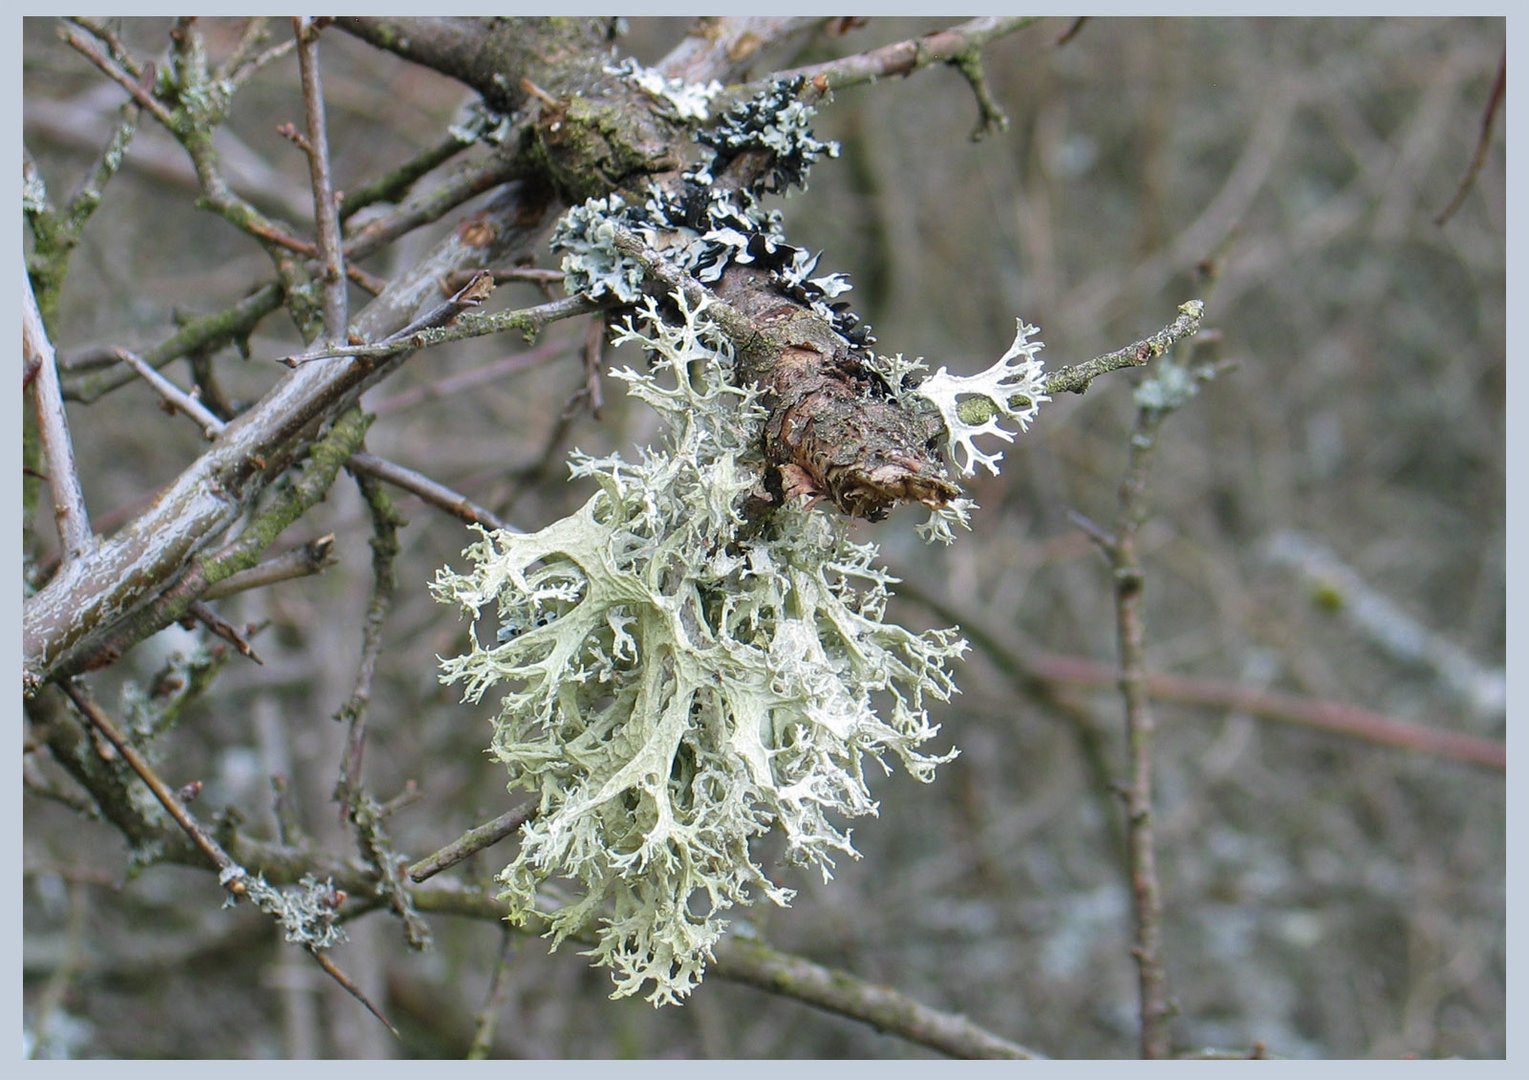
(59, 25), (175, 128)
(467, 930), (516, 1059)
(766, 16), (1035, 94)
(57, 684), (400, 1036)
(699, 937), (1045, 1059)
(116, 348), (224, 438)
(950, 48), (1010, 141)
(122, 340), (516, 541)
(333, 470), (403, 805)
(1055, 17), (1090, 47)
(280, 270), (498, 367)
(280, 285), (600, 369)
(1085, 342), (1219, 1059)
(201, 536), (337, 601)
(293, 17), (349, 343)
(442, 266), (566, 291)
(23, 269), (94, 563)
(342, 152), (529, 263)
(369, 331), (574, 415)
(577, 312), (607, 417)
(408, 804), (535, 883)
(1435, 51), (1505, 226)
(309, 950), (401, 1039)
(60, 681), (234, 876)
(348, 453), (517, 534)
(340, 131), (478, 219)
(1044, 300), (1205, 397)
(399, 883), (1044, 1059)
(184, 600), (263, 665)
(218, 19), (296, 87)
(1026, 652), (1507, 772)
(65, 283), (285, 404)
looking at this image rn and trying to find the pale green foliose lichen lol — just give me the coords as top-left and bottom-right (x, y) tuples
(432, 291), (966, 1005)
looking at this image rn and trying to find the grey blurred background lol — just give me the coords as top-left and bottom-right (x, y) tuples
(23, 17), (1504, 1058)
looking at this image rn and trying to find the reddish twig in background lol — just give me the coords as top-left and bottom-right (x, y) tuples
(1027, 652), (1506, 772)
(369, 331), (574, 415)
(23, 270), (94, 563)
(1435, 51), (1505, 227)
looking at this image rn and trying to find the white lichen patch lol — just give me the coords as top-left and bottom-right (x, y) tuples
(910, 319), (1051, 477)
(606, 58), (723, 121)
(433, 292), (964, 1005)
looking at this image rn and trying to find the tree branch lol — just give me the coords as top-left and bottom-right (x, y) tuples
(1044, 300), (1205, 397)
(767, 16), (1035, 93)
(23, 267), (94, 563)
(292, 17), (349, 343)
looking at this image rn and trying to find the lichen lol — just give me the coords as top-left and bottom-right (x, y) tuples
(433, 291), (965, 1004)
(905, 319), (1051, 477)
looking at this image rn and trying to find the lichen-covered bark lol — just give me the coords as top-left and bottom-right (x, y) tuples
(22, 17), (946, 691)
(719, 267), (958, 519)
(340, 16), (958, 522)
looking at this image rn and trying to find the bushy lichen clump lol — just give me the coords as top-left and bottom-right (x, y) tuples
(433, 292), (966, 1004)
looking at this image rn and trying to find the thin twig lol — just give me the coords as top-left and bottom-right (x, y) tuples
(61, 681), (234, 876)
(1044, 300), (1205, 397)
(309, 949), (401, 1039)
(117, 348), (224, 438)
(765, 16), (1035, 94)
(59, 26), (175, 128)
(119, 342), (513, 540)
(408, 804), (535, 883)
(1026, 652), (1507, 772)
(280, 285), (599, 369)
(577, 312), (606, 418)
(400, 883), (1044, 1059)
(1435, 51), (1505, 227)
(704, 937), (1046, 1060)
(340, 131), (477, 219)
(58, 682), (399, 1037)
(280, 270), (498, 366)
(1086, 346), (1220, 1059)
(950, 48), (1009, 141)
(1055, 17), (1090, 47)
(348, 453), (518, 534)
(442, 266), (566, 292)
(333, 470), (403, 806)
(184, 600), (263, 665)
(293, 17), (349, 342)
(343, 152), (528, 262)
(467, 930), (516, 1060)
(202, 536), (337, 601)
(23, 268), (94, 563)
(369, 331), (574, 415)
(65, 283), (285, 404)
